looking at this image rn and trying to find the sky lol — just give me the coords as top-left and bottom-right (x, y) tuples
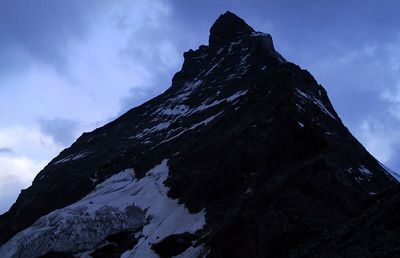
(1, 0), (400, 213)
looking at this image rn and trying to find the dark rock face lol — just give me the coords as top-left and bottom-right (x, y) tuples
(209, 11), (255, 47)
(151, 232), (198, 257)
(1, 11), (399, 257)
(39, 252), (74, 258)
(90, 231), (140, 258)
(306, 186), (400, 258)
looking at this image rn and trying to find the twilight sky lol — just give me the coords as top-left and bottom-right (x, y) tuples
(1, 0), (400, 213)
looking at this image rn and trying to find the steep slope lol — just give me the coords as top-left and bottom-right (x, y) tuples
(306, 185), (400, 257)
(0, 11), (398, 257)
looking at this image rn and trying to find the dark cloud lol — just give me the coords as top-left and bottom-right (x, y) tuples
(0, 0), (102, 74)
(39, 118), (80, 146)
(120, 79), (172, 115)
(0, 147), (14, 155)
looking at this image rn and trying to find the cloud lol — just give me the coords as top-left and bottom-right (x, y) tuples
(386, 143), (400, 174)
(0, 0), (184, 212)
(0, 0), (102, 74)
(0, 127), (62, 160)
(0, 127), (62, 213)
(359, 118), (400, 162)
(0, 175), (26, 213)
(0, 147), (14, 155)
(0, 155), (47, 214)
(0, 0), (183, 127)
(39, 118), (80, 146)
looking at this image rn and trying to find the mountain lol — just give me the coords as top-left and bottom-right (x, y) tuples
(0, 11), (399, 258)
(306, 186), (400, 257)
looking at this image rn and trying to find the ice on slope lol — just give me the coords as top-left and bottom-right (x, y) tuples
(121, 160), (206, 258)
(130, 89), (248, 141)
(359, 165), (373, 177)
(153, 111), (223, 148)
(193, 90), (247, 112)
(176, 79), (203, 100)
(54, 151), (92, 164)
(296, 89), (336, 119)
(159, 105), (190, 116)
(0, 160), (206, 258)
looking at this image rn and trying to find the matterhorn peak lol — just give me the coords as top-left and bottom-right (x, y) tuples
(209, 11), (255, 46)
(0, 11), (399, 258)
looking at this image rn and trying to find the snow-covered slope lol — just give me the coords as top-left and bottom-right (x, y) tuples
(0, 160), (206, 257)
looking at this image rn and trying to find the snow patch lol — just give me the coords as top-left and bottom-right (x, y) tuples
(130, 121), (172, 140)
(194, 99), (225, 112)
(226, 90), (247, 102)
(296, 89), (336, 119)
(203, 57), (225, 77)
(129, 89), (246, 141)
(193, 90), (247, 112)
(54, 151), (92, 164)
(154, 111), (223, 147)
(176, 79), (203, 100)
(191, 112), (222, 128)
(159, 105), (190, 116)
(251, 32), (270, 37)
(238, 53), (251, 68)
(359, 165), (373, 177)
(0, 160), (206, 258)
(120, 160), (206, 257)
(345, 167), (353, 174)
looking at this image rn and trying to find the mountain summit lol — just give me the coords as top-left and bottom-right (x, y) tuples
(1, 11), (399, 258)
(209, 11), (255, 46)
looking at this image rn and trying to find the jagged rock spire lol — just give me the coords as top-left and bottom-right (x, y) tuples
(209, 11), (255, 47)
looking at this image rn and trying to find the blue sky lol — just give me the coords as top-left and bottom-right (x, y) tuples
(1, 0), (400, 213)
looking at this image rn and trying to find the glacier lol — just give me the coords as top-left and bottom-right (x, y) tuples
(0, 160), (206, 258)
